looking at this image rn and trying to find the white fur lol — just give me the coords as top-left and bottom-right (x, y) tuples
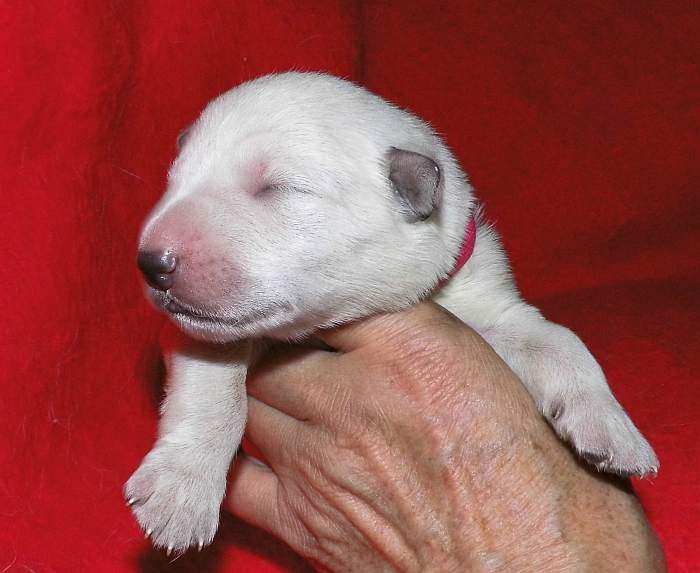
(126, 72), (658, 554)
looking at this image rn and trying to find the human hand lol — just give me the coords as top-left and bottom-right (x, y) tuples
(227, 303), (665, 572)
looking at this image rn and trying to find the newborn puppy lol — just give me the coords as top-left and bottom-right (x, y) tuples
(125, 72), (658, 554)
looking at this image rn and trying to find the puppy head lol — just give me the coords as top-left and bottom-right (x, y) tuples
(138, 72), (474, 342)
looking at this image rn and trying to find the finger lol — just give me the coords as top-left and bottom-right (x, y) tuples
(315, 301), (459, 353)
(248, 345), (357, 424)
(227, 454), (280, 536)
(246, 396), (319, 466)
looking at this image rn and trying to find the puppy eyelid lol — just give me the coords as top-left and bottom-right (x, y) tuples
(260, 183), (315, 196)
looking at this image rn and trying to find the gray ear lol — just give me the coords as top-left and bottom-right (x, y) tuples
(387, 147), (441, 221)
(176, 127), (191, 150)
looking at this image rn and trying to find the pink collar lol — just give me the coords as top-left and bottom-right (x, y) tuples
(440, 216), (476, 286)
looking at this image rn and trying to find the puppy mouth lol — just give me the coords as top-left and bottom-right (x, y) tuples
(162, 296), (219, 320)
(153, 291), (286, 330)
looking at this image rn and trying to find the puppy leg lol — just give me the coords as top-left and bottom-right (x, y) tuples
(125, 326), (251, 554)
(478, 304), (659, 477)
(436, 223), (658, 476)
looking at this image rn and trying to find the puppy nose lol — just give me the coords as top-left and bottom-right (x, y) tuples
(137, 250), (177, 291)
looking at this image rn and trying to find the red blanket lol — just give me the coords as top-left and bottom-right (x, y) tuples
(1, 2), (697, 571)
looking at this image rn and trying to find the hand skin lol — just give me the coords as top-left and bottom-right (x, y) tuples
(226, 303), (666, 572)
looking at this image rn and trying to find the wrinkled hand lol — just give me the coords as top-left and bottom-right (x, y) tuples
(227, 303), (665, 572)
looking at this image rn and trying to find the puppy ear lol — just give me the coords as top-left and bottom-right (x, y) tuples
(387, 147), (441, 221)
(176, 127), (191, 150)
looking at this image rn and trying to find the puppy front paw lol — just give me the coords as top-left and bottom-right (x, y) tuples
(124, 442), (226, 554)
(544, 392), (659, 477)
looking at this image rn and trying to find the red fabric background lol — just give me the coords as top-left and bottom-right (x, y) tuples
(1, 2), (698, 571)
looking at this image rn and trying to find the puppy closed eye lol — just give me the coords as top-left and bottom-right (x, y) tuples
(256, 182), (316, 197)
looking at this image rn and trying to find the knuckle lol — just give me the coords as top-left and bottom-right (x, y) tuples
(380, 325), (466, 396)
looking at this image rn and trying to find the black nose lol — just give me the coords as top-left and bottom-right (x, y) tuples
(137, 250), (177, 291)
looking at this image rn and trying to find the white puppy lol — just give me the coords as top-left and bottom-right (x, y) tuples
(125, 72), (658, 554)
